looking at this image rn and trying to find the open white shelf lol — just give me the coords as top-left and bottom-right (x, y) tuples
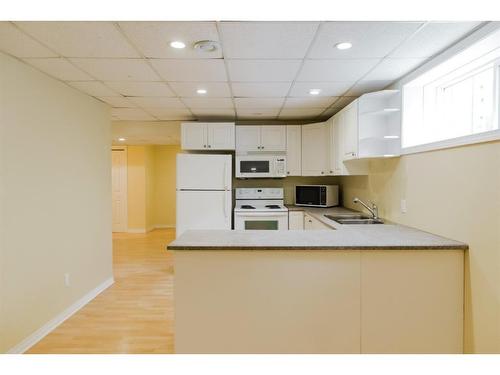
(357, 90), (402, 158)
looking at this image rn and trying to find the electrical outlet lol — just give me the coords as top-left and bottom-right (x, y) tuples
(400, 199), (407, 214)
(64, 273), (71, 287)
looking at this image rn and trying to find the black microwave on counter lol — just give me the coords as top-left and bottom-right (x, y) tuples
(295, 185), (339, 208)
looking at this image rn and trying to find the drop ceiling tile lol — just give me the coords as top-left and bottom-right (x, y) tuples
(182, 97), (234, 109)
(105, 81), (175, 97)
(15, 21), (139, 58)
(128, 97), (186, 108)
(390, 22), (481, 58)
(96, 96), (136, 108)
(234, 97), (284, 109)
(345, 80), (392, 96)
(23, 58), (93, 81)
(111, 108), (155, 121)
(363, 58), (426, 81)
(146, 108), (194, 120)
(227, 60), (302, 82)
(231, 82), (292, 97)
(297, 59), (380, 82)
(68, 81), (120, 97)
(191, 108), (236, 119)
(70, 58), (160, 81)
(169, 82), (231, 97)
(283, 97), (338, 109)
(219, 21), (319, 59)
(0, 22), (57, 57)
(278, 108), (325, 119)
(308, 22), (423, 59)
(289, 82), (354, 97)
(150, 59), (227, 82)
(118, 21), (222, 58)
(237, 108), (280, 120)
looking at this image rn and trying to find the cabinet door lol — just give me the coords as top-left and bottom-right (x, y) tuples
(301, 122), (328, 176)
(181, 123), (207, 150)
(326, 118), (335, 175)
(236, 126), (261, 152)
(342, 101), (359, 160)
(286, 125), (301, 176)
(260, 126), (286, 151)
(207, 123), (235, 150)
(333, 114), (345, 175)
(288, 211), (304, 230)
(304, 213), (331, 230)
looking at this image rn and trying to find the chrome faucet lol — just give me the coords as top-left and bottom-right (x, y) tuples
(353, 197), (379, 219)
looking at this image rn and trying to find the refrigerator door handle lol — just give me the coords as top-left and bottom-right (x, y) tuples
(223, 194), (228, 219)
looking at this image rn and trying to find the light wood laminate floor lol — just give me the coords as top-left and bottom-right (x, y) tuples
(27, 229), (175, 354)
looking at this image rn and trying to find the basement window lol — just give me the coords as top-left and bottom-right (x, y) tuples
(402, 28), (500, 153)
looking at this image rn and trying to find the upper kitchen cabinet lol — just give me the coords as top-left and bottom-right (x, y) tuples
(357, 90), (401, 158)
(236, 125), (286, 153)
(181, 122), (235, 151)
(301, 122), (328, 176)
(342, 101), (359, 161)
(286, 125), (301, 176)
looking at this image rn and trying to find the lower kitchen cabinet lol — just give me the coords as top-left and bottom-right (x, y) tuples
(288, 211), (304, 230)
(304, 213), (330, 230)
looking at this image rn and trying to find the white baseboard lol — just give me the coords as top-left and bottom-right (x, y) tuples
(6, 277), (114, 354)
(153, 225), (175, 229)
(127, 225), (175, 233)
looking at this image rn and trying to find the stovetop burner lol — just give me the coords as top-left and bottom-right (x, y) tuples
(265, 205), (281, 209)
(241, 205), (255, 209)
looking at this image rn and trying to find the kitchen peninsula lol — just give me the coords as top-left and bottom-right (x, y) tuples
(168, 210), (467, 354)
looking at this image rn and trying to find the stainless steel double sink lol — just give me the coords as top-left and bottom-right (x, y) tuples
(324, 214), (384, 225)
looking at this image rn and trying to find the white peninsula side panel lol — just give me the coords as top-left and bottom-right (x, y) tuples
(174, 250), (361, 354)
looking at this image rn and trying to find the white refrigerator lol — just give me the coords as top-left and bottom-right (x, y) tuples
(176, 154), (232, 238)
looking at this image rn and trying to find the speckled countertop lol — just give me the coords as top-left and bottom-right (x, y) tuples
(167, 206), (468, 251)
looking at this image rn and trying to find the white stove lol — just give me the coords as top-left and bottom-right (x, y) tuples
(234, 188), (289, 230)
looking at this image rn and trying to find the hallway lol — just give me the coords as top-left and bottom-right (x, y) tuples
(28, 230), (175, 354)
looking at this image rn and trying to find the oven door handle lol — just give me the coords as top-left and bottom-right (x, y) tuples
(235, 212), (287, 217)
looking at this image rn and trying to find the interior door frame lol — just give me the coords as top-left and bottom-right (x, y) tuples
(111, 146), (128, 232)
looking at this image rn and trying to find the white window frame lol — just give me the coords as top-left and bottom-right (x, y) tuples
(400, 23), (500, 155)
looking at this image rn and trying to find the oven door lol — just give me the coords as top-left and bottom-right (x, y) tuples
(236, 157), (274, 178)
(234, 211), (288, 230)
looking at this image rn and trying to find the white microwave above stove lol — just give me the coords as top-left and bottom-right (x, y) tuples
(295, 185), (339, 208)
(236, 155), (286, 179)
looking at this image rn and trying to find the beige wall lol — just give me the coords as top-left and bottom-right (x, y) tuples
(125, 145), (179, 231)
(153, 145), (181, 228)
(340, 141), (500, 353)
(0, 52), (113, 352)
(127, 146), (147, 231)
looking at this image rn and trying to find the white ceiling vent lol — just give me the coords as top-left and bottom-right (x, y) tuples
(194, 40), (219, 53)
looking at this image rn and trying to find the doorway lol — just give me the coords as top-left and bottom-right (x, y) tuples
(112, 147), (128, 232)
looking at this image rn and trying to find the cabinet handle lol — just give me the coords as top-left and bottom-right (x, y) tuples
(287, 171), (290, 174)
(308, 220), (312, 223)
(261, 146), (265, 149)
(330, 170), (333, 173)
(203, 145), (207, 148)
(321, 171), (324, 174)
(208, 145), (211, 148)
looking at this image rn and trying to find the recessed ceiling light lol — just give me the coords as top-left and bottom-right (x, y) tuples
(335, 42), (352, 50)
(309, 89), (321, 95)
(170, 41), (186, 49)
(196, 89), (207, 95)
(118, 137), (126, 142)
(383, 135), (400, 139)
